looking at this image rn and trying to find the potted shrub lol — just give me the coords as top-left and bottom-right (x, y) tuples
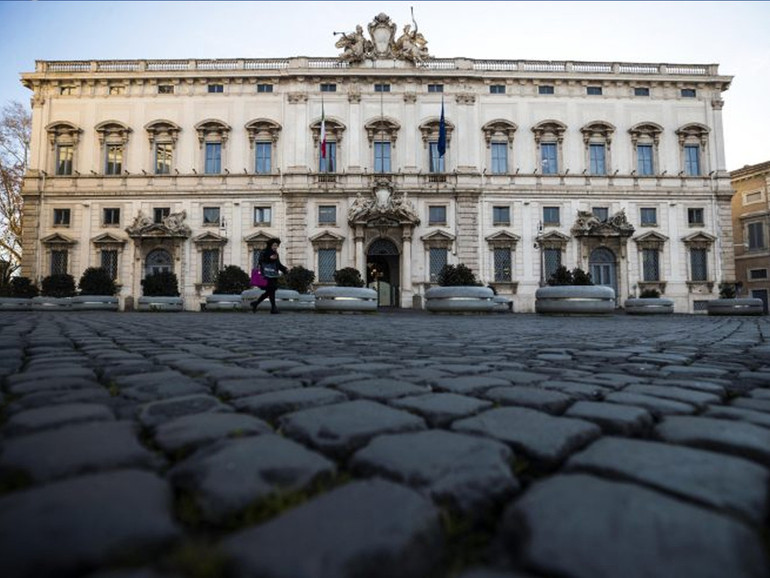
(707, 282), (763, 316)
(33, 273), (76, 309)
(138, 271), (183, 311)
(315, 267), (377, 312)
(207, 265), (250, 311)
(0, 277), (38, 310)
(72, 267), (119, 310)
(535, 266), (614, 314)
(276, 265), (317, 310)
(425, 264), (496, 313)
(624, 287), (674, 315)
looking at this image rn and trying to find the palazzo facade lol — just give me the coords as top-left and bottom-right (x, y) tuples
(20, 13), (735, 312)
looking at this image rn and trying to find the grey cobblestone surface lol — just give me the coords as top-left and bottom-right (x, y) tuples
(0, 311), (769, 577)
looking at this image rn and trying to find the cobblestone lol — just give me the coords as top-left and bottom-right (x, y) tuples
(0, 311), (769, 577)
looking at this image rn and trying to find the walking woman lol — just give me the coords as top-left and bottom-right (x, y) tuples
(251, 238), (288, 314)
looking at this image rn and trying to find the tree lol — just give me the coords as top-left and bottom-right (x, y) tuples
(436, 263), (480, 286)
(0, 101), (31, 286)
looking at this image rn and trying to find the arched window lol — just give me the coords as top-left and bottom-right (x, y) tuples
(628, 122), (663, 176)
(311, 117), (346, 174)
(195, 119), (231, 174)
(419, 117), (454, 173)
(532, 120), (566, 175)
(364, 117), (400, 174)
(482, 120), (517, 175)
(245, 119), (281, 174)
(145, 120), (181, 175)
(95, 120), (132, 176)
(46, 121), (83, 176)
(676, 123), (709, 176)
(580, 121), (615, 176)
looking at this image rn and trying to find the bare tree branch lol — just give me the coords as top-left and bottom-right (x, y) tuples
(0, 100), (30, 282)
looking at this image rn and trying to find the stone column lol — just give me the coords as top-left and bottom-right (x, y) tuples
(456, 192), (481, 274)
(711, 99), (727, 176)
(401, 226), (413, 307)
(353, 224), (365, 270)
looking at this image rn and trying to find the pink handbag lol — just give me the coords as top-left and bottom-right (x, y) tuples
(250, 268), (268, 288)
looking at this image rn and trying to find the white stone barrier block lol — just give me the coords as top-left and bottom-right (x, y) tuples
(0, 298), (34, 311)
(535, 286), (615, 314)
(425, 286), (496, 313)
(707, 298), (764, 316)
(137, 296), (184, 312)
(314, 287), (377, 312)
(624, 297), (674, 315)
(31, 297), (73, 310)
(71, 296), (119, 311)
(205, 294), (243, 311)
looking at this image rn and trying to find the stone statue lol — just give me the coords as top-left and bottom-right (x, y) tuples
(129, 211), (153, 231)
(162, 211), (189, 234)
(335, 25), (372, 63)
(348, 192), (373, 221)
(395, 24), (429, 63)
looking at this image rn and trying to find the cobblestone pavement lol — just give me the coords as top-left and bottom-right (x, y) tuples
(1, 310), (769, 578)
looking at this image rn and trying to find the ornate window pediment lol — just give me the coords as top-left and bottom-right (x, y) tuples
(95, 120), (132, 145)
(580, 121), (615, 144)
(91, 232), (126, 247)
(629, 122), (663, 144)
(633, 231), (668, 250)
(245, 119), (282, 146)
(311, 118), (346, 146)
(420, 229), (455, 249)
(310, 230), (345, 249)
(46, 121), (82, 147)
(244, 231), (276, 249)
(195, 119), (231, 146)
(419, 117), (454, 146)
(193, 231), (227, 248)
(531, 120), (567, 143)
(482, 120), (517, 148)
(145, 119), (181, 146)
(41, 232), (77, 246)
(682, 231), (716, 249)
(485, 230), (521, 249)
(536, 230), (570, 249)
(364, 117), (400, 145)
(676, 123), (710, 146)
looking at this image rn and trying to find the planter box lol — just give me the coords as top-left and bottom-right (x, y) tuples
(205, 294), (243, 311)
(0, 298), (33, 311)
(535, 285), (615, 314)
(314, 287), (377, 312)
(137, 296), (184, 312)
(71, 295), (119, 311)
(624, 297), (674, 315)
(707, 298), (764, 316)
(425, 286), (496, 313)
(242, 289), (315, 311)
(31, 296), (73, 310)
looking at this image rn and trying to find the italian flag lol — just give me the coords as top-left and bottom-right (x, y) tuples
(320, 101), (327, 159)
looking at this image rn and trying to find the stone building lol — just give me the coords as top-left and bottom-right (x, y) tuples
(19, 12), (734, 312)
(730, 161), (770, 313)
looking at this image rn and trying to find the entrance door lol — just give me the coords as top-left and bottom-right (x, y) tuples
(145, 249), (173, 276)
(752, 289), (769, 314)
(366, 238), (400, 307)
(589, 247), (617, 298)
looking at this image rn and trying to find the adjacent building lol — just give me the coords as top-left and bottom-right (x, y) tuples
(731, 161), (770, 313)
(19, 13), (735, 311)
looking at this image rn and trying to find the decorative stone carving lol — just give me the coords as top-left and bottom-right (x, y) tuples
(394, 23), (429, 64)
(348, 181), (420, 225)
(287, 92), (308, 104)
(455, 93), (476, 105)
(571, 210), (635, 238)
(334, 13), (430, 65)
(126, 210), (191, 238)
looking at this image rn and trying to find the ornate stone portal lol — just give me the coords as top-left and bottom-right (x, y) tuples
(335, 13), (430, 64)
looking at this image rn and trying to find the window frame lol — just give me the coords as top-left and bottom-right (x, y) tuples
(493, 247), (512, 282)
(489, 84), (506, 94)
(53, 208), (71, 227)
(202, 207), (221, 227)
(687, 208), (705, 227)
(205, 142), (222, 174)
(256, 84), (273, 93)
(634, 87), (650, 97)
(640, 207), (657, 226)
(747, 222), (766, 250)
(255, 141), (272, 174)
(642, 248), (660, 281)
(690, 247), (708, 281)
(538, 85), (554, 95)
(100, 249), (119, 281)
(374, 83), (391, 93)
(318, 248), (337, 282)
(374, 141), (391, 173)
(207, 84), (224, 94)
(253, 206), (272, 226)
(492, 206), (511, 226)
(157, 84), (174, 94)
(427, 84), (444, 93)
(428, 205), (447, 226)
(586, 86), (603, 96)
(105, 143), (123, 176)
(201, 248), (220, 284)
(490, 142), (508, 174)
(542, 206), (560, 226)
(102, 207), (120, 226)
(153, 207), (170, 224)
(320, 83), (337, 92)
(318, 205), (337, 226)
(429, 247), (448, 282)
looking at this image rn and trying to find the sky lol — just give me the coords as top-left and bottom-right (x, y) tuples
(0, 0), (768, 171)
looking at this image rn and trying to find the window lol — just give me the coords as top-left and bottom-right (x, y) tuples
(690, 248), (708, 281)
(543, 206), (560, 226)
(101, 250), (118, 280)
(586, 86), (602, 95)
(105, 144), (123, 175)
(53, 208), (71, 226)
(320, 83), (336, 92)
(208, 84), (224, 93)
(640, 208), (657, 226)
(318, 248), (336, 282)
(634, 87), (650, 97)
(543, 248), (561, 281)
(592, 207), (609, 222)
(681, 88), (696, 98)
(745, 191), (762, 204)
(540, 143), (557, 174)
(428, 206), (447, 225)
(254, 207), (271, 225)
(684, 145), (701, 176)
(319, 142), (337, 173)
(492, 206), (510, 226)
(427, 84), (443, 93)
(688, 208), (704, 226)
(155, 143), (172, 175)
(374, 142), (391, 173)
(749, 269), (768, 280)
(637, 144), (654, 176)
(429, 248), (448, 281)
(589, 144), (606, 175)
(491, 142), (507, 174)
(154, 207), (170, 224)
(103, 208), (120, 226)
(158, 84), (174, 94)
(748, 222), (765, 250)
(318, 205), (337, 225)
(255, 142), (272, 174)
(642, 249), (660, 281)
(203, 207), (221, 226)
(538, 85), (554, 95)
(56, 145), (73, 175)
(257, 84), (273, 93)
(494, 248), (512, 282)
(51, 250), (68, 275)
(205, 143), (222, 174)
(429, 142), (445, 173)
(374, 83), (390, 92)
(60, 86), (76, 96)
(490, 85), (506, 94)
(201, 249), (220, 284)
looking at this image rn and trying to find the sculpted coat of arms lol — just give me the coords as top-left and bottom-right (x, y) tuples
(335, 12), (430, 64)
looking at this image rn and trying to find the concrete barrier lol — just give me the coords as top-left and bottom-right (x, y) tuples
(707, 298), (764, 316)
(0, 298), (34, 311)
(137, 296), (184, 312)
(242, 288), (315, 311)
(535, 286), (615, 314)
(31, 297), (73, 310)
(425, 286), (496, 313)
(71, 295), (119, 311)
(624, 297), (674, 315)
(205, 294), (243, 311)
(314, 287), (377, 312)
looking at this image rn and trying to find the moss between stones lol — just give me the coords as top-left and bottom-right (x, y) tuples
(440, 508), (498, 577)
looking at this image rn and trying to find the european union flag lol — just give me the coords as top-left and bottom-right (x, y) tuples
(437, 97), (446, 157)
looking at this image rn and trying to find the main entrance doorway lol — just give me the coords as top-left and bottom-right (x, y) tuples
(366, 238), (400, 307)
(589, 247), (617, 299)
(145, 249), (173, 276)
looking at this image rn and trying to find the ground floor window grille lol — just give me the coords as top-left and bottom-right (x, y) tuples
(543, 248), (561, 281)
(690, 248), (708, 281)
(318, 249), (336, 282)
(101, 250), (118, 280)
(494, 248), (512, 282)
(429, 248), (448, 282)
(202, 249), (220, 284)
(642, 249), (660, 281)
(51, 250), (68, 275)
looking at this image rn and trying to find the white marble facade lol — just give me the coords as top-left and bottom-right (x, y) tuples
(20, 13), (734, 312)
